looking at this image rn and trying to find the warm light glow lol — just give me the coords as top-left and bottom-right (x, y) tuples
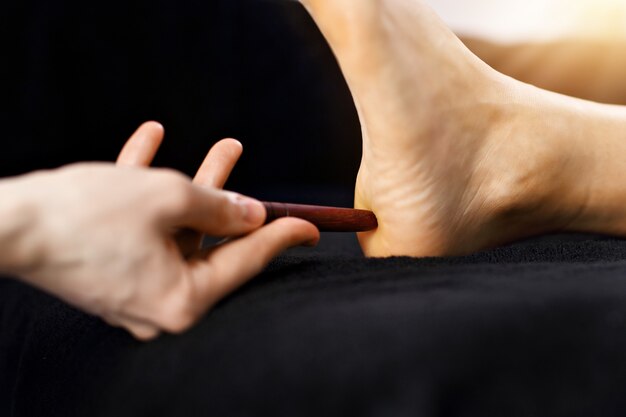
(426, 0), (626, 42)
(573, 0), (626, 39)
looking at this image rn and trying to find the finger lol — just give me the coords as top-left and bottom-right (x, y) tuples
(179, 139), (243, 253)
(193, 138), (243, 189)
(191, 218), (320, 305)
(116, 121), (165, 167)
(164, 186), (267, 236)
(177, 138), (243, 253)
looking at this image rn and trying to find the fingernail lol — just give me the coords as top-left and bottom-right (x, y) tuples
(236, 196), (266, 224)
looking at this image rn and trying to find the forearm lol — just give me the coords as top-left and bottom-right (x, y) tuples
(0, 176), (40, 276)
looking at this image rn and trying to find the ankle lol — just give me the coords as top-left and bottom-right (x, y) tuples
(470, 82), (594, 241)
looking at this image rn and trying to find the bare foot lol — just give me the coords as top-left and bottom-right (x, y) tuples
(301, 0), (625, 257)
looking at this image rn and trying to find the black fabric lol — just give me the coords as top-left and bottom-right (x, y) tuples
(3, 233), (626, 416)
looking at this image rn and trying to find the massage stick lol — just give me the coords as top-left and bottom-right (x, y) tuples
(262, 202), (378, 232)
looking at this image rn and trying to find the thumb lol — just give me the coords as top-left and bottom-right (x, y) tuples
(191, 217), (320, 306)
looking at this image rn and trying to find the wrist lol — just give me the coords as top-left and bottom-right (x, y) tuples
(0, 176), (43, 276)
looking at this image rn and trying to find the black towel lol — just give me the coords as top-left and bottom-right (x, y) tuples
(3, 232), (626, 417)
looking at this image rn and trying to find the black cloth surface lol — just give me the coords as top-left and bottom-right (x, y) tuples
(4, 233), (626, 416)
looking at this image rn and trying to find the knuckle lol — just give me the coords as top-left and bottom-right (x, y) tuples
(219, 195), (243, 222)
(171, 187), (194, 211)
(157, 175), (194, 215)
(156, 169), (192, 192)
(209, 192), (244, 228)
(157, 167), (190, 181)
(156, 293), (197, 334)
(161, 313), (195, 334)
(160, 314), (193, 333)
(128, 325), (160, 342)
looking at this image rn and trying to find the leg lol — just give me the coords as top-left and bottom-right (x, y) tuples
(300, 0), (626, 257)
(462, 37), (626, 105)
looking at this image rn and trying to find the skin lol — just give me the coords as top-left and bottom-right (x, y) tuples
(300, 0), (626, 257)
(462, 37), (626, 106)
(0, 122), (320, 340)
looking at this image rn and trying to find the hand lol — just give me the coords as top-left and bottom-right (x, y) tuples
(12, 122), (319, 340)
